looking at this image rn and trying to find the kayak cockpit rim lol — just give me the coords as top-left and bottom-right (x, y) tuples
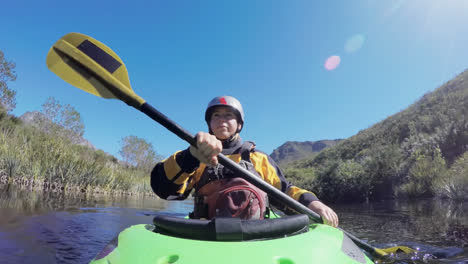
(152, 214), (310, 241)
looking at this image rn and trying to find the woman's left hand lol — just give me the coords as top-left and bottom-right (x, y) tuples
(308, 200), (339, 227)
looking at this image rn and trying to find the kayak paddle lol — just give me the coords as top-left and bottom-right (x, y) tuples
(46, 32), (416, 260)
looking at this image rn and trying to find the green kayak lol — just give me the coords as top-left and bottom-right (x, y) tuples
(90, 214), (373, 264)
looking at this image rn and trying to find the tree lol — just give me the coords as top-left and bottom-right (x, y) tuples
(119, 135), (162, 172)
(41, 97), (85, 136)
(0, 50), (17, 112)
(61, 104), (85, 136)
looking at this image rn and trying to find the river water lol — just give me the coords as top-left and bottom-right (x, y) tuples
(0, 184), (466, 264)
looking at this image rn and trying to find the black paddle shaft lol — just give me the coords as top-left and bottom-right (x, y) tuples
(139, 102), (323, 222)
(140, 103), (387, 259)
(138, 102), (388, 258)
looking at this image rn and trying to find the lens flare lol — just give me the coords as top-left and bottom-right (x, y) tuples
(345, 34), (365, 53)
(385, 0), (406, 17)
(324, 55), (341, 71)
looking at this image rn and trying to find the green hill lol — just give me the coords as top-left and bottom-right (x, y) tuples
(282, 69), (468, 203)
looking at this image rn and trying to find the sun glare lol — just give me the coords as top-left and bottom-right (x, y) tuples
(403, 0), (468, 31)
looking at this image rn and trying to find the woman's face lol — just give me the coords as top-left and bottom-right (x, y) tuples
(209, 106), (241, 140)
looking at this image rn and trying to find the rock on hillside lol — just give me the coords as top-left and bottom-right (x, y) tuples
(270, 139), (342, 165)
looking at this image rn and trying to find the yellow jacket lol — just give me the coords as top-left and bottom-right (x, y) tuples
(150, 137), (319, 211)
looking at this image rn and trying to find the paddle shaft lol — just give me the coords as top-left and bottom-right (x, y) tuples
(139, 103), (322, 219)
(139, 102), (384, 258)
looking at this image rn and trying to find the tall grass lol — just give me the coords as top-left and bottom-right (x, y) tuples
(0, 121), (155, 196)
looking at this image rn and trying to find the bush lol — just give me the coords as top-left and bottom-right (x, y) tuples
(313, 159), (371, 202)
(283, 166), (317, 191)
(435, 151), (468, 200)
(397, 148), (447, 198)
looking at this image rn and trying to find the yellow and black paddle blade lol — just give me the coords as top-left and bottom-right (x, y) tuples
(46, 32), (145, 108)
(381, 246), (418, 254)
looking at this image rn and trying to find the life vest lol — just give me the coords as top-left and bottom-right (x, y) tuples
(191, 141), (269, 220)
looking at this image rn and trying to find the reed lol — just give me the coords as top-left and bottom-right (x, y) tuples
(0, 121), (155, 196)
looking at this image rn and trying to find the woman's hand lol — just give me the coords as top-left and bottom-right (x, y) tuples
(189, 132), (223, 166)
(308, 200), (339, 227)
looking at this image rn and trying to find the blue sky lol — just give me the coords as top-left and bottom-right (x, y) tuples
(2, 0), (468, 159)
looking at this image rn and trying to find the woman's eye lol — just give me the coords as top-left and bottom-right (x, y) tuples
(212, 112), (234, 119)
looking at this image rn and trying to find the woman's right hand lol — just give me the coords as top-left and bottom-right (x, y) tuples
(189, 132), (223, 166)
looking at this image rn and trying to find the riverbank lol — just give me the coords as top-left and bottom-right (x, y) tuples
(0, 174), (158, 204)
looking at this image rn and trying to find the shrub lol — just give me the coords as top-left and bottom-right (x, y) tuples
(435, 151), (468, 200)
(397, 148), (447, 198)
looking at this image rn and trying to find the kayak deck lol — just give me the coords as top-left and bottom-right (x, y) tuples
(90, 216), (373, 264)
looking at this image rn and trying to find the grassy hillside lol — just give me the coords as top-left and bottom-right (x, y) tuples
(0, 50), (158, 197)
(283, 69), (468, 202)
(0, 107), (155, 196)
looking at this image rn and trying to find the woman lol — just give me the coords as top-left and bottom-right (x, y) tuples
(151, 96), (339, 227)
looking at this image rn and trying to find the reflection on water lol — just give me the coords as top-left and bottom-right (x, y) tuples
(0, 184), (171, 213)
(0, 184), (467, 263)
(0, 184), (187, 264)
(335, 200), (468, 263)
